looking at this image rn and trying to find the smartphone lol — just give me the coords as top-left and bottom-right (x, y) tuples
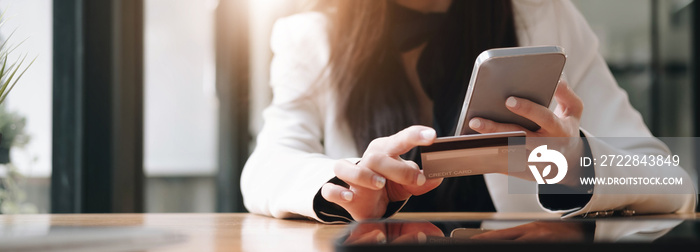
(454, 46), (566, 135)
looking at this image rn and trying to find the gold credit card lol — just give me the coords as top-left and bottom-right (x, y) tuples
(419, 131), (526, 178)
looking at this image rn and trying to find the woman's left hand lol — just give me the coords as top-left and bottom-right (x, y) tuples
(468, 79), (582, 138)
(468, 79), (586, 185)
(470, 221), (587, 242)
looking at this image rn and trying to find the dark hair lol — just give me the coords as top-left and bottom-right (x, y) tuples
(314, 0), (518, 154)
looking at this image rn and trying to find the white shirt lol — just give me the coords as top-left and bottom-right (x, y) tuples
(240, 0), (697, 223)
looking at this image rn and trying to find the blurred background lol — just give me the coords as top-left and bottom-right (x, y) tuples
(0, 0), (697, 214)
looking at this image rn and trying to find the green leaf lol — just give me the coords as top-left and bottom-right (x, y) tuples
(0, 10), (36, 106)
(0, 28), (17, 52)
(0, 54), (7, 82)
(0, 55), (34, 104)
(0, 54), (26, 101)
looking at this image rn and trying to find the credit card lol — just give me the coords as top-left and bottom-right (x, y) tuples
(419, 131), (526, 179)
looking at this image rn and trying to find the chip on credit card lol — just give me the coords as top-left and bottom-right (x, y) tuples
(419, 131), (526, 179)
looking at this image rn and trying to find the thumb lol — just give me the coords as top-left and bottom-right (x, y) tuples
(553, 80), (583, 119)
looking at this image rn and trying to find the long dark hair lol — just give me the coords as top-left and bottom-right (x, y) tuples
(313, 0), (518, 154)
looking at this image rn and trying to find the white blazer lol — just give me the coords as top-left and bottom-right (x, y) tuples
(241, 0), (697, 223)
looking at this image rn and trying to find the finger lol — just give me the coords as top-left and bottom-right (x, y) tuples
(553, 80), (584, 118)
(345, 229), (386, 245)
(391, 231), (427, 244)
(361, 154), (425, 186)
(400, 160), (443, 195)
(402, 170), (443, 196)
(471, 226), (527, 240)
(504, 96), (559, 131)
(350, 223), (386, 237)
(334, 160), (386, 190)
(514, 233), (552, 242)
(398, 222), (445, 237)
(469, 117), (531, 134)
(321, 183), (354, 207)
(367, 125), (436, 157)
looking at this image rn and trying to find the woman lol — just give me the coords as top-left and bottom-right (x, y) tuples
(241, 0), (696, 223)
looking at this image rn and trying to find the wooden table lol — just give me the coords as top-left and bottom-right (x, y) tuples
(1, 212), (697, 252)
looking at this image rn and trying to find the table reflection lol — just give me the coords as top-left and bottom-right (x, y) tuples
(341, 219), (685, 245)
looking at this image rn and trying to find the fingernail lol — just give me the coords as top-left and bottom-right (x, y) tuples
(416, 232), (427, 243)
(341, 191), (354, 201)
(506, 97), (517, 108)
(469, 118), (482, 129)
(416, 173), (426, 186)
(376, 232), (387, 243)
(373, 175), (386, 189)
(420, 129), (436, 140)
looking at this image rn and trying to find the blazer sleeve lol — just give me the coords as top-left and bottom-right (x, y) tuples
(240, 13), (344, 222)
(532, 0), (697, 217)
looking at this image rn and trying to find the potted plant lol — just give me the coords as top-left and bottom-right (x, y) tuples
(0, 107), (33, 214)
(0, 10), (36, 214)
(0, 106), (28, 163)
(0, 12), (35, 144)
(0, 8), (34, 155)
(0, 106), (33, 213)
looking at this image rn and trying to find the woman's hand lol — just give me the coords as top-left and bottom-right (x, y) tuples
(468, 80), (582, 138)
(342, 222), (444, 245)
(471, 221), (587, 242)
(468, 80), (586, 185)
(321, 126), (444, 221)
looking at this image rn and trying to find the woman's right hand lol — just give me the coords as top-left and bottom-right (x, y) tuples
(321, 126), (444, 221)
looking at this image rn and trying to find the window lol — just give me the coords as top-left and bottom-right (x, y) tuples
(573, 0), (694, 137)
(573, 0), (697, 199)
(143, 0), (218, 212)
